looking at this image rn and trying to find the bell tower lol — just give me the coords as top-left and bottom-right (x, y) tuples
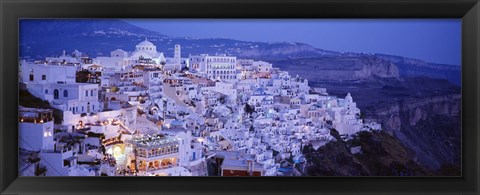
(174, 44), (181, 70)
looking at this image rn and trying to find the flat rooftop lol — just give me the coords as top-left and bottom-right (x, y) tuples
(130, 134), (178, 149)
(221, 159), (263, 171)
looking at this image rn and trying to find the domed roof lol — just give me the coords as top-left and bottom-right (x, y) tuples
(137, 38), (155, 47)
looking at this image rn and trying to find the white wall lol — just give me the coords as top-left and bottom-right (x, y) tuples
(19, 121), (54, 151)
(40, 151), (76, 176)
(21, 62), (77, 84)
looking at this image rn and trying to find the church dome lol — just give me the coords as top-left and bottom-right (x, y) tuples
(134, 38), (157, 58)
(137, 39), (155, 47)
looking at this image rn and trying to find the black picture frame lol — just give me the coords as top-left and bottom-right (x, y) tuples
(1, 0), (479, 194)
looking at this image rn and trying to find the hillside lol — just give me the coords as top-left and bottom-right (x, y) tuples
(303, 129), (459, 176)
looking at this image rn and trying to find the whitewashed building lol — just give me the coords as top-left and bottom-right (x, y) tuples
(189, 54), (237, 81)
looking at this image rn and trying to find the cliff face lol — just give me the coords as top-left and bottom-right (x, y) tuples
(259, 55), (399, 82)
(354, 56), (400, 79)
(367, 94), (461, 170)
(310, 76), (461, 175)
(374, 94), (460, 133)
(240, 42), (321, 58)
(374, 104), (402, 134)
(304, 103), (461, 176)
(375, 54), (461, 86)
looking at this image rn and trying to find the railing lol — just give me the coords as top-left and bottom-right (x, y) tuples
(42, 147), (72, 153)
(143, 163), (177, 172)
(19, 116), (54, 123)
(103, 139), (123, 147)
(139, 150), (179, 159)
(76, 126), (91, 132)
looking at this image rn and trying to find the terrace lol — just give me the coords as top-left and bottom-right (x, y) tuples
(19, 107), (54, 123)
(130, 134), (179, 156)
(103, 136), (123, 147)
(136, 157), (178, 172)
(41, 145), (73, 154)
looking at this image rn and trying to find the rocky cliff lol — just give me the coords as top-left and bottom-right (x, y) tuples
(373, 94), (460, 133)
(303, 130), (433, 176)
(259, 55), (399, 82)
(375, 54), (461, 86)
(310, 76), (461, 174)
(354, 56), (400, 79)
(365, 94), (461, 170)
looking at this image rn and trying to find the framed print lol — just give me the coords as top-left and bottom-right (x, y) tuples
(1, 0), (479, 194)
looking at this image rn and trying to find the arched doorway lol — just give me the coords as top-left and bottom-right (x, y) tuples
(53, 89), (59, 99)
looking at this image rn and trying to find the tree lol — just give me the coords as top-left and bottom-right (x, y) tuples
(244, 103), (254, 115)
(19, 89), (64, 124)
(111, 86), (119, 93)
(249, 125), (255, 132)
(219, 96), (226, 104)
(52, 108), (64, 124)
(100, 145), (106, 155)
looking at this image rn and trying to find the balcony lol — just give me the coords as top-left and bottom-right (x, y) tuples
(145, 163), (175, 172)
(76, 126), (91, 132)
(19, 108), (54, 123)
(137, 160), (178, 172)
(18, 116), (54, 123)
(103, 137), (123, 147)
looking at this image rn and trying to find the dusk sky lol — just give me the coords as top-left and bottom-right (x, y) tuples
(125, 19), (461, 65)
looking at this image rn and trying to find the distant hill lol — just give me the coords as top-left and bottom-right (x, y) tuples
(20, 19), (168, 59)
(374, 54), (461, 86)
